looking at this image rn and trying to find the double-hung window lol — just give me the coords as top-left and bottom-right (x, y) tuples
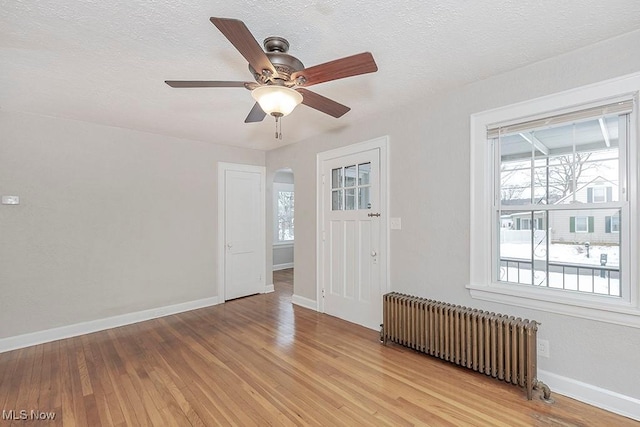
(470, 75), (640, 327)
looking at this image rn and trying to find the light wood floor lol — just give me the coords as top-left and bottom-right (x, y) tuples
(1, 268), (637, 426)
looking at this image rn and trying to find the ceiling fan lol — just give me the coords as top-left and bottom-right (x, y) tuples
(165, 17), (378, 138)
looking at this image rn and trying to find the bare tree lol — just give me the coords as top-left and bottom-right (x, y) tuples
(277, 191), (294, 240)
(535, 153), (600, 203)
(500, 164), (526, 202)
(501, 153), (604, 204)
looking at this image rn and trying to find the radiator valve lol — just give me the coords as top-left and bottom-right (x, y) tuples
(534, 380), (554, 404)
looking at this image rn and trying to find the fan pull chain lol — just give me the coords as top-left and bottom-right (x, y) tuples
(274, 116), (283, 140)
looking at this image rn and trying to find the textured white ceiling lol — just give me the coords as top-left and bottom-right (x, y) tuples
(2, 1), (640, 150)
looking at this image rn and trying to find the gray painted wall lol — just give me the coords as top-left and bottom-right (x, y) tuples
(265, 30), (640, 400)
(0, 111), (264, 338)
(273, 244), (294, 268)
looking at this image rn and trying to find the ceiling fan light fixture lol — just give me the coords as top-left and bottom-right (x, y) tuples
(251, 86), (303, 117)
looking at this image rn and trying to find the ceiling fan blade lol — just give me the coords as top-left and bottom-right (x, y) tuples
(245, 102), (267, 123)
(165, 81), (249, 88)
(296, 88), (350, 118)
(210, 17), (277, 77)
(291, 52), (378, 87)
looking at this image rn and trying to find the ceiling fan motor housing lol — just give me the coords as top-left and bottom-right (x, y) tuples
(248, 37), (305, 85)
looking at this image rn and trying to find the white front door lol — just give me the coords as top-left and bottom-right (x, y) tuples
(319, 139), (387, 330)
(218, 163), (265, 301)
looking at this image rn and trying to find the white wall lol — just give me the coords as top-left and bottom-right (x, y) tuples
(0, 111), (264, 339)
(266, 29), (640, 404)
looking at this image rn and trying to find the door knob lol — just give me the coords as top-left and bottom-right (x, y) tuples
(371, 250), (377, 257)
(227, 243), (233, 249)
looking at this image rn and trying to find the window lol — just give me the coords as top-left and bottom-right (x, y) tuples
(611, 214), (620, 233)
(470, 75), (640, 327)
(273, 183), (294, 242)
(331, 162), (371, 210)
(592, 186), (606, 203)
(606, 213), (620, 233)
(494, 104), (627, 297)
(571, 216), (592, 233)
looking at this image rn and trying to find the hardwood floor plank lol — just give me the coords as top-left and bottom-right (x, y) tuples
(147, 368), (207, 427)
(0, 269), (637, 426)
(58, 339), (79, 426)
(74, 339), (93, 398)
(86, 338), (123, 426)
(37, 342), (54, 421)
(94, 337), (138, 426)
(0, 348), (23, 414)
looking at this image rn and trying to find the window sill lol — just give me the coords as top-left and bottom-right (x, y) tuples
(273, 241), (294, 248)
(467, 283), (640, 328)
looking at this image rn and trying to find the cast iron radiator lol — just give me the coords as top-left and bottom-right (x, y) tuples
(381, 292), (552, 401)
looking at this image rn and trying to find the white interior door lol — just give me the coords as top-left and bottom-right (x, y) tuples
(320, 144), (386, 329)
(219, 163), (265, 301)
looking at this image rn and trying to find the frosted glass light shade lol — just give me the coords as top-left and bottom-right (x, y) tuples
(251, 86), (303, 117)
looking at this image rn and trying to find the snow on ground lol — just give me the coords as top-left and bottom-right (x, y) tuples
(500, 242), (619, 267)
(500, 266), (620, 296)
(500, 242), (620, 296)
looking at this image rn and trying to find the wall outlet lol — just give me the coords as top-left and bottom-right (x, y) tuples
(538, 339), (550, 358)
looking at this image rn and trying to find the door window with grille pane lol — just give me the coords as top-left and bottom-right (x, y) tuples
(331, 162), (372, 210)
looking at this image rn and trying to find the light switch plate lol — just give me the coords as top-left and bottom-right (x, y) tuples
(1, 196), (19, 205)
(390, 217), (402, 230)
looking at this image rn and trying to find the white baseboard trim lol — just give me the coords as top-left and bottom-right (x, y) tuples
(264, 284), (275, 293)
(539, 370), (640, 421)
(273, 262), (294, 271)
(0, 296), (221, 354)
(291, 294), (317, 311)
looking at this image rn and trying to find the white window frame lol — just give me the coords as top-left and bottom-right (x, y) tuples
(273, 182), (294, 244)
(469, 73), (640, 328)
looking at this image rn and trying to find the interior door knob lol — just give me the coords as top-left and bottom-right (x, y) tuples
(371, 250), (377, 257)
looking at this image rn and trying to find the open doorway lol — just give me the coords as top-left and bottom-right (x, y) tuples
(273, 168), (294, 296)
